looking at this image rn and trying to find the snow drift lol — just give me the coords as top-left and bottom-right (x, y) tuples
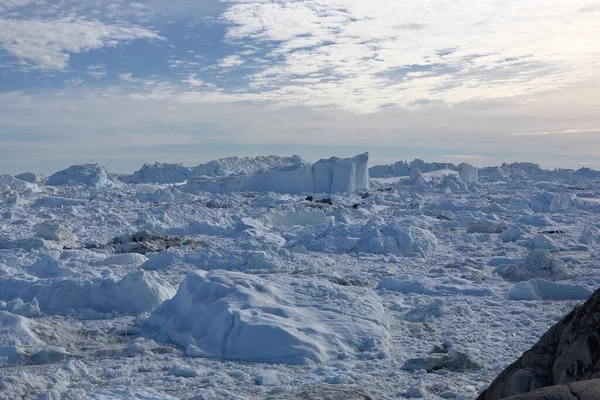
(143, 270), (390, 365)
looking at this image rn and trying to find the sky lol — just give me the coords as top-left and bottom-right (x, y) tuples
(0, 0), (599, 175)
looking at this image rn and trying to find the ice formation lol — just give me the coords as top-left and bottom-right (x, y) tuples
(184, 153), (370, 194)
(143, 270), (390, 364)
(1, 154), (599, 399)
(128, 162), (192, 184)
(45, 164), (119, 187)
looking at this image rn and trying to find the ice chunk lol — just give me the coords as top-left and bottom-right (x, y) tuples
(0, 270), (175, 315)
(457, 163), (479, 183)
(128, 162), (192, 184)
(27, 256), (74, 278)
(529, 235), (561, 252)
(0, 311), (45, 366)
(184, 153), (370, 194)
(494, 250), (569, 281)
(260, 210), (329, 227)
(34, 222), (77, 243)
(14, 172), (38, 183)
(529, 192), (575, 212)
(46, 164), (121, 188)
(579, 226), (600, 245)
(192, 155), (304, 177)
(0, 174), (37, 191)
(518, 215), (554, 227)
(377, 278), (434, 295)
(500, 226), (527, 242)
(507, 279), (592, 301)
(466, 220), (505, 234)
(143, 270), (390, 365)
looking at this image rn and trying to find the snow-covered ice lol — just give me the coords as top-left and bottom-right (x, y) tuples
(1, 156), (599, 399)
(143, 270), (390, 365)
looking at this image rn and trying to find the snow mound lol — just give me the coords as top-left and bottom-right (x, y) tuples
(184, 153), (370, 194)
(0, 174), (31, 190)
(143, 270), (390, 364)
(129, 162), (192, 184)
(0, 311), (45, 365)
(14, 172), (38, 183)
(507, 279), (592, 301)
(0, 312), (70, 366)
(466, 220), (506, 234)
(45, 164), (119, 187)
(494, 250), (569, 281)
(192, 155), (304, 177)
(100, 253), (148, 267)
(579, 226), (600, 245)
(27, 256), (74, 278)
(500, 226), (527, 242)
(0, 270), (175, 315)
(0, 298), (41, 317)
(530, 192), (575, 212)
(34, 221), (77, 243)
(140, 250), (178, 271)
(528, 234), (561, 252)
(355, 223), (438, 256)
(369, 159), (457, 178)
(261, 210), (330, 227)
(517, 215), (554, 227)
(378, 277), (493, 297)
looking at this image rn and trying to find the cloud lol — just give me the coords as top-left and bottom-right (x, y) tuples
(211, 0), (600, 113)
(85, 64), (107, 80)
(183, 74), (205, 87)
(0, 17), (161, 70)
(219, 55), (245, 69)
(118, 73), (140, 82)
(0, 0), (34, 11)
(512, 128), (600, 136)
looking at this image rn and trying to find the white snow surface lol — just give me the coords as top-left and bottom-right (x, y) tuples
(143, 270), (390, 365)
(0, 156), (600, 399)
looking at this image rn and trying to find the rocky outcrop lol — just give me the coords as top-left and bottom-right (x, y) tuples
(477, 287), (600, 399)
(502, 379), (600, 400)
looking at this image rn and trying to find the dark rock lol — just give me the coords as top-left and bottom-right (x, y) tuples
(305, 196), (314, 202)
(477, 287), (600, 400)
(502, 379), (600, 400)
(403, 342), (481, 373)
(86, 231), (204, 254)
(316, 198), (334, 205)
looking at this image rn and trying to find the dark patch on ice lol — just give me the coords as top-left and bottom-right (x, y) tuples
(87, 231), (204, 254)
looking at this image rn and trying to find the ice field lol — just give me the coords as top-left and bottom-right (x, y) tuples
(1, 154), (599, 399)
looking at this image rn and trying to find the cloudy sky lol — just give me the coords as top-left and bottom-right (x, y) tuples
(1, 0), (599, 174)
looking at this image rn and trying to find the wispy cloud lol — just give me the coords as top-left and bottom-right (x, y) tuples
(0, 17), (161, 70)
(512, 128), (600, 136)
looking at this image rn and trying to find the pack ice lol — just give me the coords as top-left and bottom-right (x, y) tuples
(1, 155), (600, 399)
